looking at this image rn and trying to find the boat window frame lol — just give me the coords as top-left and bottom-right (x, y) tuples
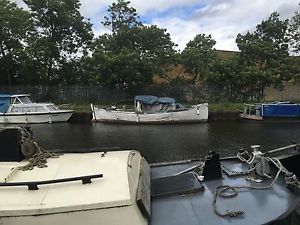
(36, 106), (47, 112)
(18, 96), (33, 104)
(46, 105), (57, 111)
(11, 97), (21, 104)
(10, 106), (20, 113)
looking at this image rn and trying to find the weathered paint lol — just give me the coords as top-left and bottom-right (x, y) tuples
(91, 103), (208, 124)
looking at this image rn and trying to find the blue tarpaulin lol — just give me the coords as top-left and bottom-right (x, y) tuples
(158, 97), (176, 104)
(134, 95), (176, 105)
(0, 94), (11, 113)
(134, 95), (158, 105)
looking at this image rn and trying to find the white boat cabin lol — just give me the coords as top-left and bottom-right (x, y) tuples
(8, 95), (59, 113)
(0, 94), (73, 123)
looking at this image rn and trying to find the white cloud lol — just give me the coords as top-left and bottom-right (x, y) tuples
(152, 0), (299, 51)
(11, 0), (299, 51)
(10, 0), (27, 8)
(129, 0), (199, 14)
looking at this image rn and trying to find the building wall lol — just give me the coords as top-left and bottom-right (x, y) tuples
(265, 83), (300, 102)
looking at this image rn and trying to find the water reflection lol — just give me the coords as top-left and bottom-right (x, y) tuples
(15, 121), (300, 163)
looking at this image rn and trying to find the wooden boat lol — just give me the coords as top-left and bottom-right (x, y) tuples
(0, 94), (73, 123)
(91, 95), (208, 123)
(0, 127), (299, 225)
(241, 102), (300, 121)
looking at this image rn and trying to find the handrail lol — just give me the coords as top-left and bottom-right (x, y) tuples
(0, 174), (103, 190)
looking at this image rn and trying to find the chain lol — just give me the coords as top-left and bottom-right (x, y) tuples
(221, 164), (256, 176)
(285, 174), (300, 192)
(194, 162), (205, 175)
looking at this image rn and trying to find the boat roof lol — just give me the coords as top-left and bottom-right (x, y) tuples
(11, 94), (30, 97)
(0, 94), (30, 98)
(0, 150), (140, 217)
(150, 158), (300, 225)
(135, 95), (176, 105)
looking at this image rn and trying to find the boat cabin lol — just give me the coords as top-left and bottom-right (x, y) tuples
(0, 94), (59, 114)
(134, 95), (183, 113)
(10, 94), (33, 104)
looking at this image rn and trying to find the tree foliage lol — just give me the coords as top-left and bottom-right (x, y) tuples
(235, 12), (291, 99)
(23, 0), (93, 84)
(88, 0), (176, 89)
(181, 34), (216, 83)
(289, 4), (300, 54)
(0, 0), (32, 86)
(1, 0), (300, 103)
(102, 0), (142, 33)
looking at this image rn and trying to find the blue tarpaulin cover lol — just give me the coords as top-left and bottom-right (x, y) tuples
(0, 94), (11, 113)
(158, 97), (176, 104)
(134, 95), (158, 104)
(134, 95), (176, 105)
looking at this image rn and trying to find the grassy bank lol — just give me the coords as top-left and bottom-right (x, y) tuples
(58, 102), (244, 113)
(208, 103), (244, 112)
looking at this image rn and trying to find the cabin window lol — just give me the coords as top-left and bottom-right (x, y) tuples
(21, 107), (29, 112)
(47, 105), (57, 111)
(11, 98), (21, 104)
(19, 96), (33, 104)
(36, 106), (47, 112)
(22, 106), (38, 112)
(11, 107), (20, 112)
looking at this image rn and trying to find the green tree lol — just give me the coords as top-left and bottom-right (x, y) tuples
(207, 57), (244, 101)
(0, 0), (32, 86)
(102, 0), (142, 33)
(181, 34), (216, 84)
(236, 12), (291, 99)
(289, 4), (300, 54)
(23, 0), (93, 84)
(90, 0), (176, 89)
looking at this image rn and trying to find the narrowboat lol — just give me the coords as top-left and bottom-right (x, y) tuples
(241, 102), (300, 121)
(0, 127), (299, 225)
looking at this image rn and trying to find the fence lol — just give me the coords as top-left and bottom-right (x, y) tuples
(1, 84), (294, 104)
(0, 85), (210, 104)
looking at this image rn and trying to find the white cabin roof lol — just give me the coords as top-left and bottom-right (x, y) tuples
(0, 151), (141, 217)
(11, 94), (30, 97)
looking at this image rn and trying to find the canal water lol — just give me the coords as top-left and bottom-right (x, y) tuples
(28, 120), (300, 163)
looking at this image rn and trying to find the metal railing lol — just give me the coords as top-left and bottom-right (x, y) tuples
(0, 84), (261, 104)
(0, 174), (103, 190)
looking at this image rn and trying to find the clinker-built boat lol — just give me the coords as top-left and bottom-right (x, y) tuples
(0, 127), (299, 225)
(91, 95), (208, 123)
(0, 94), (73, 123)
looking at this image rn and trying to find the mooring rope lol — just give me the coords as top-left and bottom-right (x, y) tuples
(18, 127), (62, 171)
(18, 142), (62, 171)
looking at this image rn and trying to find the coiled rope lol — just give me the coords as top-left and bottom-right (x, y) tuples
(18, 127), (62, 171)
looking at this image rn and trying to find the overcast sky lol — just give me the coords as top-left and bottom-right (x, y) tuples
(14, 0), (299, 51)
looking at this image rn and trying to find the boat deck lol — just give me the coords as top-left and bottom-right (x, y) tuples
(150, 158), (300, 225)
(0, 151), (138, 217)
